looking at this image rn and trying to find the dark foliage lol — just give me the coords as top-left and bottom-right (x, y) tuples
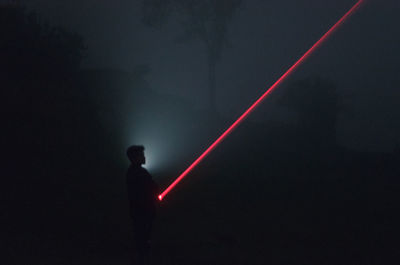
(0, 7), (85, 81)
(2, 4), (398, 265)
(279, 76), (338, 150)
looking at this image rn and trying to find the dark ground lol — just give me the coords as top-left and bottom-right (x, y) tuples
(3, 112), (400, 265)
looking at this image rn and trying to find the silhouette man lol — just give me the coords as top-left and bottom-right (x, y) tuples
(126, 145), (159, 265)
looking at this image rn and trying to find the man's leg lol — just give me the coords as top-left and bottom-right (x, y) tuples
(132, 218), (153, 265)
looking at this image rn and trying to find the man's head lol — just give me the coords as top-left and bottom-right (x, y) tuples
(126, 145), (146, 166)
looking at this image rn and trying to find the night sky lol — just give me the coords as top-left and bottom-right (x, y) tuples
(3, 1), (400, 264)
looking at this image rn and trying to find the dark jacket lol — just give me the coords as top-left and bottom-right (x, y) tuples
(126, 165), (158, 219)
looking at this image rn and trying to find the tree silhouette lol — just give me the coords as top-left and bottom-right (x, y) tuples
(141, 0), (242, 114)
(279, 76), (339, 150)
(2, 5), (87, 175)
(0, 6), (85, 82)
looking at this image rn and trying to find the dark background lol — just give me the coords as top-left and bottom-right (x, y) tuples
(2, 0), (399, 264)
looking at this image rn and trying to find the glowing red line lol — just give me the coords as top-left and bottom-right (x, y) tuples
(158, 0), (363, 201)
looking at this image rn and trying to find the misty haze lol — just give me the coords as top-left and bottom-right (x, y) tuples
(2, 0), (399, 264)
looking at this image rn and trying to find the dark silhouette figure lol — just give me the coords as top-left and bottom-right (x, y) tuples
(126, 145), (159, 265)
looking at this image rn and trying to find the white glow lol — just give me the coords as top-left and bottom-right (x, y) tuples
(123, 98), (197, 176)
(125, 120), (173, 172)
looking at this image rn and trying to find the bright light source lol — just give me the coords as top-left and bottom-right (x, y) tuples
(158, 0), (364, 201)
(126, 130), (165, 172)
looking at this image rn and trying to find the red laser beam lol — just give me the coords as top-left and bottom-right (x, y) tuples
(158, 0), (363, 201)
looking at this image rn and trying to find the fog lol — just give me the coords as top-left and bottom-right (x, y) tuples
(3, 0), (400, 264)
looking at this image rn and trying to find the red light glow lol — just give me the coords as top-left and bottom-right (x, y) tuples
(158, 0), (363, 201)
